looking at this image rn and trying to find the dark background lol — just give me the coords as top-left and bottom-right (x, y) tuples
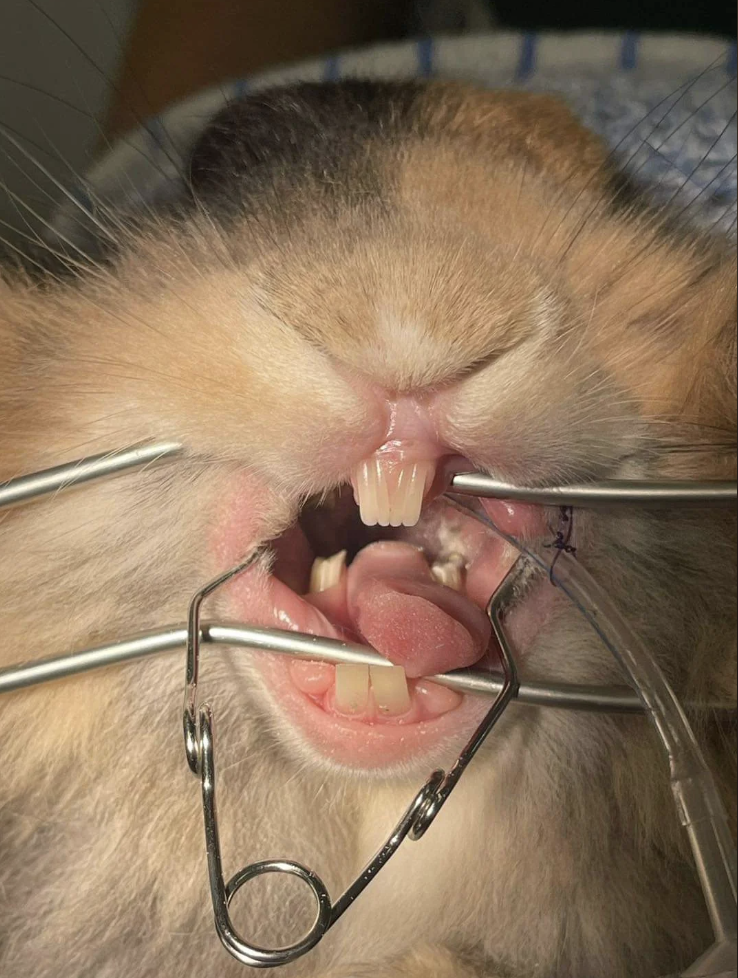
(419, 0), (737, 36)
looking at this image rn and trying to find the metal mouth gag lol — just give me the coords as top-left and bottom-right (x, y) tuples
(1, 441), (736, 977)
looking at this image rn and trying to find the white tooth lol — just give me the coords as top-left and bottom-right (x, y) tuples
(389, 464), (410, 528)
(370, 665), (412, 716)
(355, 458), (435, 529)
(401, 462), (431, 528)
(323, 549), (347, 589)
(431, 558), (465, 591)
(369, 461), (383, 526)
(309, 557), (326, 594)
(354, 461), (377, 526)
(335, 664), (370, 715)
(401, 463), (422, 527)
(375, 459), (391, 527)
(357, 462), (374, 526)
(309, 551), (346, 593)
(500, 542), (520, 569)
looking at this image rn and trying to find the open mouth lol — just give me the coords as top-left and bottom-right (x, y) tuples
(218, 455), (546, 767)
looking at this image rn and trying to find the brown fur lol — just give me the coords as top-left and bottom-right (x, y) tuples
(0, 82), (735, 977)
(423, 85), (616, 191)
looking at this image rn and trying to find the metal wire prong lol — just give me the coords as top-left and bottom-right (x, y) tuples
(2, 440), (736, 512)
(449, 472), (737, 506)
(184, 550), (263, 774)
(199, 704), (334, 968)
(3, 622), (735, 716)
(409, 555), (524, 841)
(200, 690), (445, 968)
(0, 441), (183, 511)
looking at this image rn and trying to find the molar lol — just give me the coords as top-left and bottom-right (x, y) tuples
(309, 550), (347, 593)
(430, 552), (467, 591)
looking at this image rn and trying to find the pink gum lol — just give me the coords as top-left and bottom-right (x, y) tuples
(370, 396), (449, 464)
(350, 396), (455, 509)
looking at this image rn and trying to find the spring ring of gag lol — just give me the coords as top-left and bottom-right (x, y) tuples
(1, 440), (736, 974)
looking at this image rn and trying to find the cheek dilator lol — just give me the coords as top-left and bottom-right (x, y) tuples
(1, 440), (736, 977)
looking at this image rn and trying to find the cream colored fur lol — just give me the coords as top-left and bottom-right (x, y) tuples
(0, 85), (735, 977)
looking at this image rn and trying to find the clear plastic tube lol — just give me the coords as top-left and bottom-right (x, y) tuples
(446, 496), (737, 976)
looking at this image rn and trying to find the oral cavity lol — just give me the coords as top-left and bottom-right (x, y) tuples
(303, 540), (492, 673)
(352, 458), (435, 527)
(344, 542), (491, 678)
(233, 448), (531, 729)
(285, 539), (494, 724)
